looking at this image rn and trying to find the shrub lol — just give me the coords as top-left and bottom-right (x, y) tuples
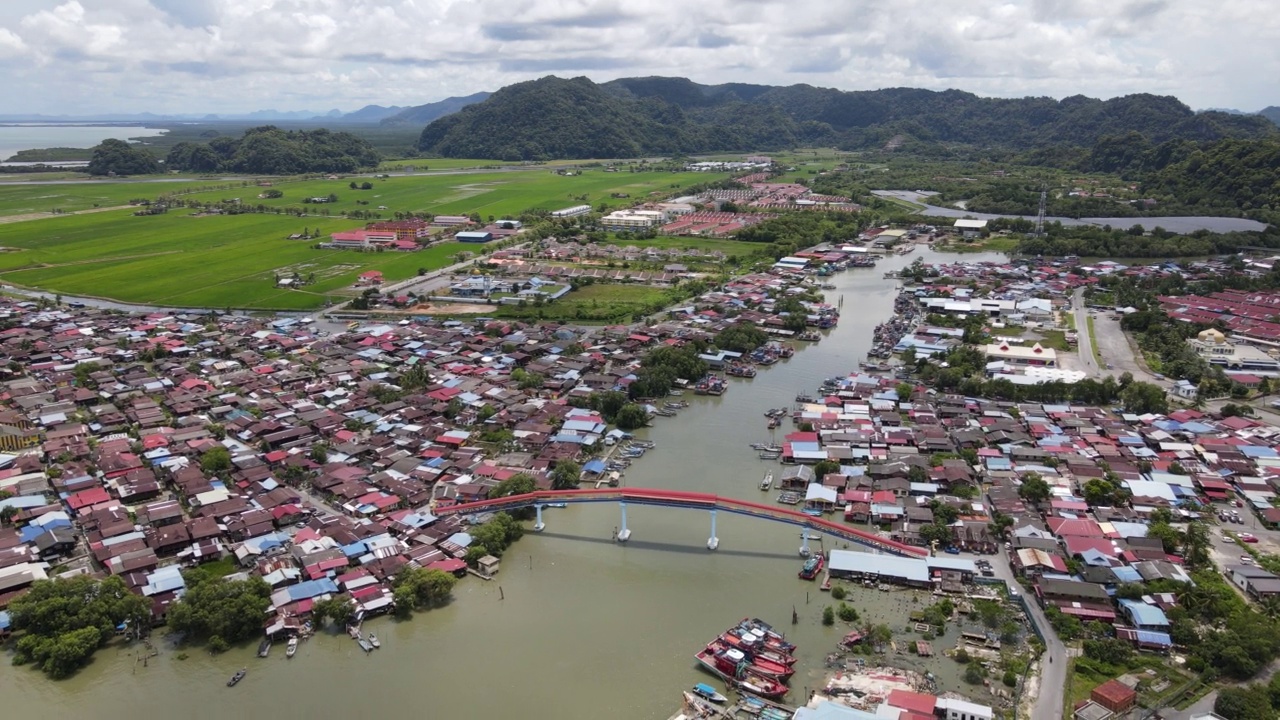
(954, 648), (971, 663)
(830, 585), (847, 600)
(1003, 669), (1018, 687)
(822, 606), (835, 626)
(837, 603), (858, 622)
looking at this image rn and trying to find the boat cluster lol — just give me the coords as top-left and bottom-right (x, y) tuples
(654, 401), (688, 417)
(695, 618), (799, 700)
(347, 623), (381, 653)
(694, 374), (727, 395)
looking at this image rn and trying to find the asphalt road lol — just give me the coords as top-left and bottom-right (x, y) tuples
(1073, 288), (1100, 376)
(954, 546), (1066, 719)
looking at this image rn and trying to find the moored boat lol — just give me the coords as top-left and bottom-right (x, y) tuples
(286, 637), (298, 658)
(227, 668), (246, 687)
(691, 683), (728, 704)
(704, 640), (794, 680)
(257, 638), (271, 658)
(369, 634), (380, 649)
(760, 472), (773, 491)
(694, 649), (788, 700)
(799, 554), (824, 580)
(718, 631), (797, 665)
(357, 638), (373, 653)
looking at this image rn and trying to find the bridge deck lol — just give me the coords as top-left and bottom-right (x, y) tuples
(435, 488), (929, 558)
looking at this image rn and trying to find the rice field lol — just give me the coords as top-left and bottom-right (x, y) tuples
(0, 166), (731, 310)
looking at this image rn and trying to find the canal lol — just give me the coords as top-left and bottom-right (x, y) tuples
(1, 248), (1007, 720)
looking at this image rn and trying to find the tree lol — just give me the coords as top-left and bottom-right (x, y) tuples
(391, 567), (458, 616)
(614, 404), (650, 431)
(310, 596), (354, 628)
(920, 523), (954, 547)
(550, 461), (581, 490)
(9, 575), (150, 678)
(895, 382), (914, 400)
(87, 138), (160, 176)
(822, 606), (835, 626)
(1120, 381), (1168, 415)
(200, 445), (232, 476)
(812, 460), (842, 480)
(907, 465), (929, 483)
(1214, 685), (1275, 720)
(963, 661), (986, 684)
(1018, 472), (1052, 505)
(167, 573), (272, 649)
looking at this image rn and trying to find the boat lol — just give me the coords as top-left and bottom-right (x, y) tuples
(695, 649), (788, 700)
(719, 631), (797, 665)
(760, 472), (774, 491)
(691, 683), (728, 704)
(227, 668), (247, 687)
(257, 638), (271, 658)
(369, 634), (380, 649)
(759, 451), (781, 460)
(705, 640), (794, 680)
(286, 637), (298, 658)
(776, 491), (802, 505)
(347, 625), (361, 639)
(545, 502), (567, 509)
(799, 554), (825, 580)
(357, 639), (373, 653)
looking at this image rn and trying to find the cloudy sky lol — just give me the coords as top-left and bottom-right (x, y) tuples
(0, 0), (1276, 115)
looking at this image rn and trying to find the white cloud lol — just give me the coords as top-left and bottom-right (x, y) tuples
(0, 0), (1273, 115)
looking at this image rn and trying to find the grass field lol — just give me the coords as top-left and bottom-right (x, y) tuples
(0, 208), (470, 310)
(0, 166), (728, 309)
(492, 283), (676, 323)
(600, 235), (760, 258)
(175, 169), (722, 221)
(0, 178), (221, 216)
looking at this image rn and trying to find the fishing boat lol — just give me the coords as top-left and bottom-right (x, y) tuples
(691, 683), (728, 704)
(227, 668), (247, 687)
(718, 631), (797, 666)
(694, 649), (788, 700)
(369, 634), (380, 649)
(357, 638), (373, 653)
(257, 638), (271, 658)
(739, 619), (797, 654)
(704, 640), (794, 680)
(286, 637), (298, 658)
(760, 472), (773, 491)
(545, 502), (567, 509)
(798, 554), (825, 580)
(759, 451), (781, 460)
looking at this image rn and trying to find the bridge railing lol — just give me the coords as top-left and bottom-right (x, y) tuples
(435, 488), (929, 558)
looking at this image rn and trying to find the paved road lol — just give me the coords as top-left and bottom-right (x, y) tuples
(956, 546), (1066, 719)
(871, 190), (1270, 234)
(1073, 288), (1100, 376)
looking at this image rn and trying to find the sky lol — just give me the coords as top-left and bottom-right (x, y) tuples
(0, 0), (1277, 116)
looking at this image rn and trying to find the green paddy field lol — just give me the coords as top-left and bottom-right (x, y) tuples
(0, 166), (726, 310)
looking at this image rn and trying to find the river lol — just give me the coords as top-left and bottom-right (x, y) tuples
(0, 248), (1008, 720)
(874, 189), (1271, 234)
(0, 125), (167, 164)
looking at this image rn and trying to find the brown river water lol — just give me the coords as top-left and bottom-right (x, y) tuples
(2, 248), (1009, 720)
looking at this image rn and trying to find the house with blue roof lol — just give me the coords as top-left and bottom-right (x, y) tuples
(1118, 599), (1169, 631)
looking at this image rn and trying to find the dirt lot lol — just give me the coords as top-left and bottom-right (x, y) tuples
(408, 302), (492, 315)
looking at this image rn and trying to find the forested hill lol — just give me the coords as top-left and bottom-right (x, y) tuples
(163, 126), (380, 174)
(416, 75), (1277, 160)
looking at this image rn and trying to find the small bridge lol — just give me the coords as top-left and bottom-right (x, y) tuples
(434, 487), (929, 558)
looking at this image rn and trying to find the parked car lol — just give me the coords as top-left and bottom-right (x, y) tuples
(1241, 555), (1255, 564)
(1240, 533), (1259, 543)
(944, 546), (960, 554)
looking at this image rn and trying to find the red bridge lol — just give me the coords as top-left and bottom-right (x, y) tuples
(434, 487), (929, 558)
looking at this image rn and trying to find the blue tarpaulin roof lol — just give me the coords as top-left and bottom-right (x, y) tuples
(583, 459), (607, 474)
(285, 578), (339, 601)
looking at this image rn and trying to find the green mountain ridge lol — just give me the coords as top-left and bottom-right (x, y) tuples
(417, 75), (1278, 160)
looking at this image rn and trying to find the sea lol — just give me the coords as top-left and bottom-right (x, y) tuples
(0, 124), (167, 163)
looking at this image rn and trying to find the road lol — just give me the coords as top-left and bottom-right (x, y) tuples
(1073, 288), (1100, 376)
(956, 546), (1067, 719)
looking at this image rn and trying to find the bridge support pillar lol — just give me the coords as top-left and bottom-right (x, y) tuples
(800, 528), (811, 557)
(707, 509), (719, 550)
(533, 504), (545, 532)
(616, 502), (631, 543)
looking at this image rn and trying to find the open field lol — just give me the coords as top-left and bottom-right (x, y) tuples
(0, 208), (470, 310)
(173, 168), (724, 220)
(0, 166), (728, 309)
(600, 235), (760, 258)
(490, 283), (677, 323)
(0, 179), (217, 216)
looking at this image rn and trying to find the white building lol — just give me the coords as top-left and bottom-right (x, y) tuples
(954, 218), (988, 238)
(551, 205), (592, 218)
(983, 342), (1057, 367)
(601, 210), (665, 230)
